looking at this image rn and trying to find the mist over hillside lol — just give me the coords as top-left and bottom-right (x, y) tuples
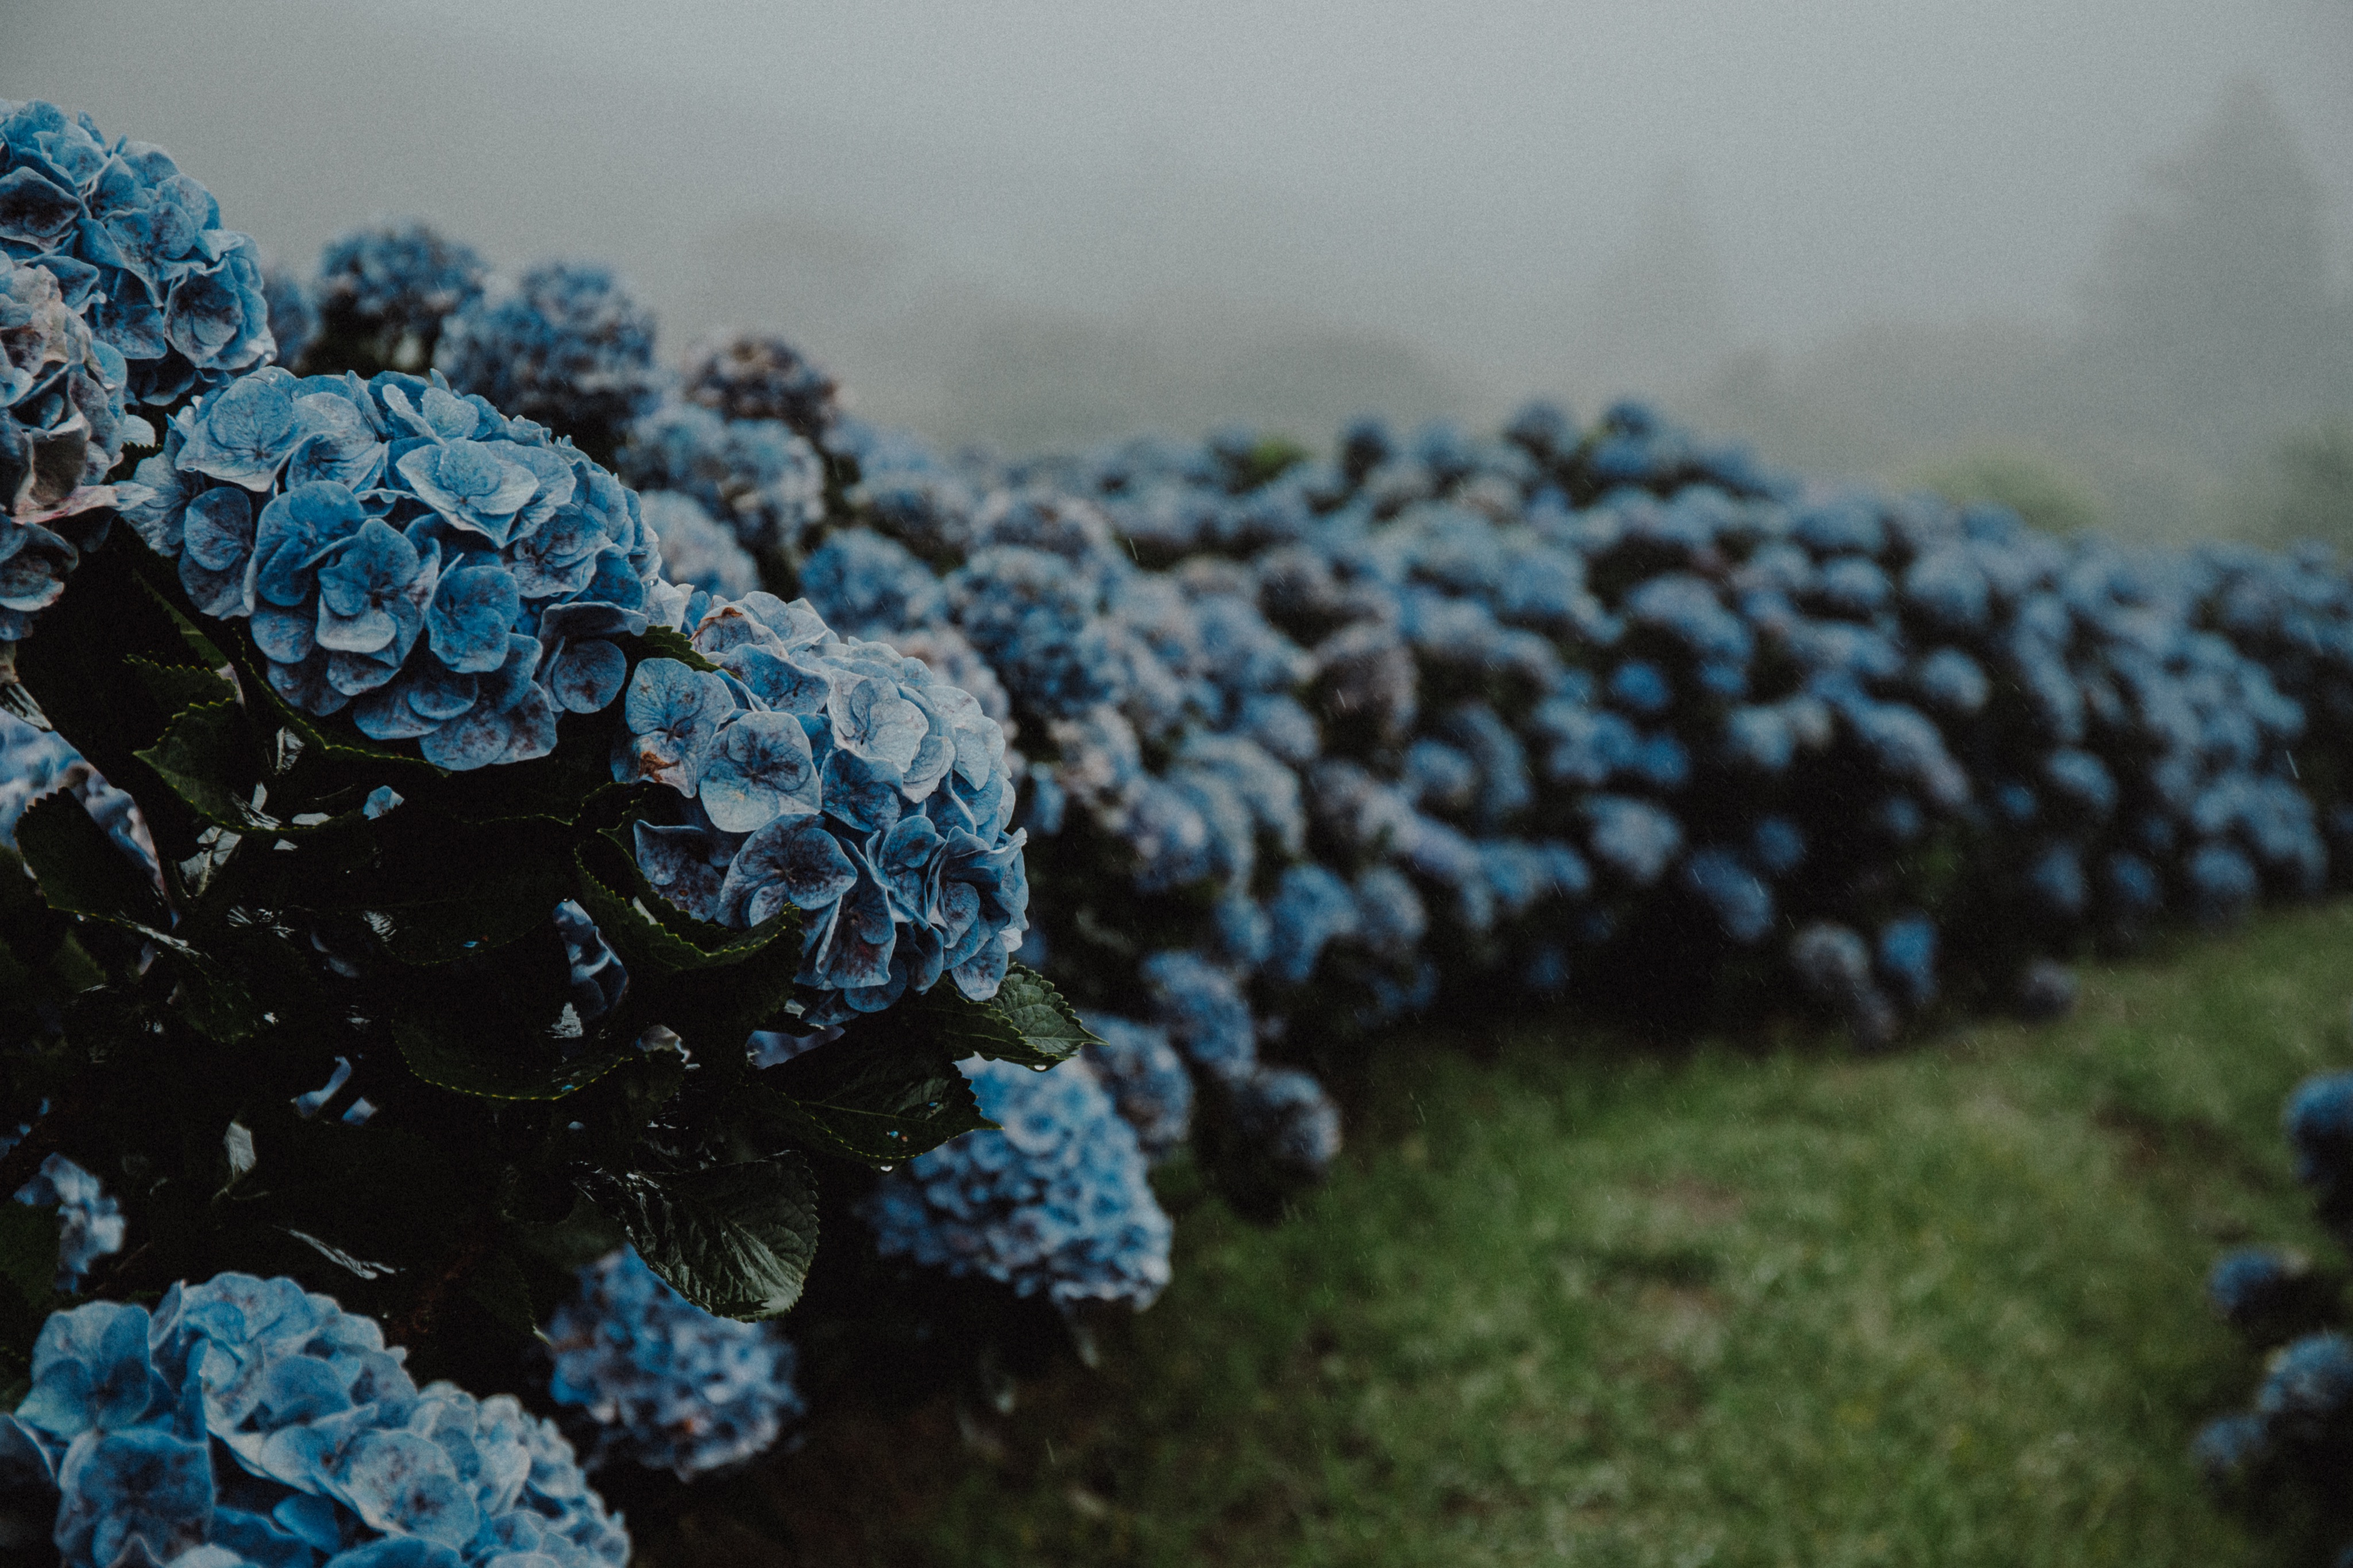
(6, 0), (2349, 535)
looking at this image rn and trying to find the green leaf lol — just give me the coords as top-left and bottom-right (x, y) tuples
(902, 963), (1096, 1068)
(581, 1154), (818, 1320)
(624, 625), (720, 674)
(983, 965), (1096, 1065)
(15, 792), (168, 931)
(464, 1250), (541, 1338)
(572, 834), (796, 976)
(125, 656), (237, 716)
(134, 700), (269, 831)
(395, 1012), (629, 1102)
(760, 1026), (991, 1165)
(511, 1192), (627, 1275)
(0, 1203), (57, 1308)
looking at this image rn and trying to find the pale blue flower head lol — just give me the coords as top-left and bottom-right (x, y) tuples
(118, 369), (672, 771)
(620, 593), (1027, 1019)
(1, 99), (273, 403)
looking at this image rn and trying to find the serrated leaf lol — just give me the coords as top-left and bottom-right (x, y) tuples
(0, 1204), (56, 1307)
(581, 1154), (817, 1320)
(759, 1028), (990, 1165)
(134, 700), (268, 831)
(15, 793), (167, 931)
(902, 963), (1095, 1068)
(352, 872), (576, 967)
(982, 964), (1096, 1066)
(394, 1012), (628, 1102)
(125, 657), (236, 716)
(572, 834), (796, 975)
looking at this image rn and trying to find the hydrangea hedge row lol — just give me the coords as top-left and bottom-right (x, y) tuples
(10, 92), (2353, 1523)
(249, 206), (2353, 1465)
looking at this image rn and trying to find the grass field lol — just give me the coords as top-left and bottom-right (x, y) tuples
(639, 901), (2353, 1566)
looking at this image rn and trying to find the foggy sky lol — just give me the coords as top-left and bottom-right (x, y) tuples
(4, 0), (2348, 443)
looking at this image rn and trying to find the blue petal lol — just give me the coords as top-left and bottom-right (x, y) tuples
(697, 712), (821, 835)
(546, 638), (626, 715)
(719, 819), (858, 928)
(425, 562), (522, 674)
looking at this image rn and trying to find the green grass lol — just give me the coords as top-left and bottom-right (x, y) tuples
(645, 901), (2353, 1566)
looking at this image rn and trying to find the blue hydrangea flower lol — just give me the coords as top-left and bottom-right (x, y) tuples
(0, 99), (273, 404)
(1140, 949), (1257, 1084)
(619, 593), (1025, 1023)
(1874, 915), (1939, 1010)
(435, 262), (662, 455)
(2012, 957), (2078, 1019)
(2190, 1412), (2272, 1485)
(545, 1247), (804, 1480)
(1789, 922), (1873, 1008)
(946, 547), (1118, 720)
(2285, 1071), (2353, 1213)
(2254, 1331), (2353, 1439)
(1264, 864), (1361, 987)
(0, 1274), (628, 1568)
(617, 401), (825, 554)
(1076, 1013), (1194, 1165)
(1681, 849), (1772, 944)
(1, 252), (146, 643)
(2206, 1248), (2313, 1338)
(799, 528), (944, 638)
(678, 332), (840, 441)
(639, 489), (758, 597)
(862, 1055), (1173, 1309)
(12, 1155), (125, 1293)
(1581, 795), (1683, 887)
(114, 368), (679, 770)
(314, 219), (487, 371)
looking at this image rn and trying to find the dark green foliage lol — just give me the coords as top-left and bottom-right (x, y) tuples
(0, 524), (1050, 1376)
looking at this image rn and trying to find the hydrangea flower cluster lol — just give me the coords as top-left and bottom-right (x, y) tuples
(618, 400), (824, 556)
(862, 1055), (1172, 1310)
(678, 332), (841, 445)
(616, 592), (1027, 1024)
(2, 251), (143, 644)
(2188, 1068), (2353, 1554)
(639, 489), (758, 598)
(0, 99), (273, 405)
(545, 1248), (805, 1481)
(312, 219), (485, 373)
(114, 366), (678, 771)
(0, 1273), (628, 1567)
(435, 262), (661, 458)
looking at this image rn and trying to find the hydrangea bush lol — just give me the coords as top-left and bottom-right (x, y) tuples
(0, 125), (1094, 1513)
(0, 1273), (629, 1567)
(2191, 1068), (2353, 1558)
